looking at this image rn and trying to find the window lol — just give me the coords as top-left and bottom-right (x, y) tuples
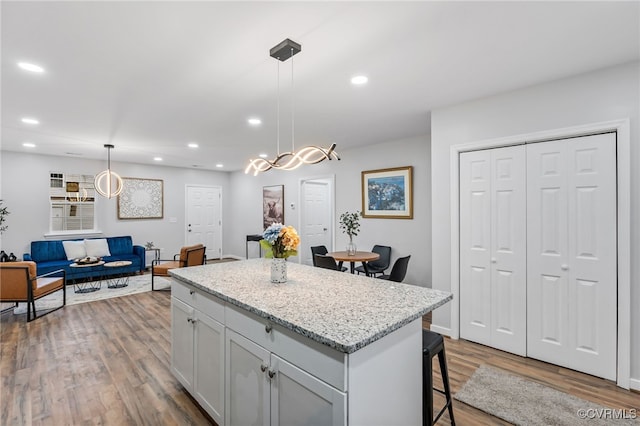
(50, 172), (96, 232)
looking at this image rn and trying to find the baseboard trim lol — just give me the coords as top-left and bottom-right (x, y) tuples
(629, 377), (640, 392)
(429, 324), (453, 338)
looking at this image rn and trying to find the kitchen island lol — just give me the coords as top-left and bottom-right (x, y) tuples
(170, 259), (452, 426)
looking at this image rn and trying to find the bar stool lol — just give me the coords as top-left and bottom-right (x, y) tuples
(423, 329), (455, 426)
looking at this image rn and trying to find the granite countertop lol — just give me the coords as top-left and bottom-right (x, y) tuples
(170, 258), (452, 354)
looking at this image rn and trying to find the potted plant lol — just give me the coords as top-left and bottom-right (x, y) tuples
(339, 211), (361, 255)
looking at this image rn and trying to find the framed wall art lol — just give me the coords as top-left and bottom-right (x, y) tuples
(263, 185), (284, 230)
(361, 166), (413, 219)
(117, 178), (164, 219)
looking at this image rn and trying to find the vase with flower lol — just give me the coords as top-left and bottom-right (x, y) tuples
(260, 223), (300, 283)
(339, 211), (361, 256)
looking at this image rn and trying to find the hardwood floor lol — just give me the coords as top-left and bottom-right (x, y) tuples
(1, 293), (637, 425)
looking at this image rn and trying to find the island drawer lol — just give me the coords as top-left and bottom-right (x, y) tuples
(172, 280), (224, 323)
(225, 304), (346, 391)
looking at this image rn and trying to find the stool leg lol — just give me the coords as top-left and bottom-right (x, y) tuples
(437, 348), (455, 425)
(423, 352), (434, 426)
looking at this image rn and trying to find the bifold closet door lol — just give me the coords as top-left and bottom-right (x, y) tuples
(460, 145), (526, 356)
(526, 133), (617, 381)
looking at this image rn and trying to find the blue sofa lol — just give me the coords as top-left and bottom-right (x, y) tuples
(24, 236), (145, 283)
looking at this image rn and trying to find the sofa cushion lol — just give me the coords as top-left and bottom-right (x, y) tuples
(31, 240), (67, 263)
(84, 238), (111, 257)
(107, 236), (134, 255)
(62, 240), (87, 260)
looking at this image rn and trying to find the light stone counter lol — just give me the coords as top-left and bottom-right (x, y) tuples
(170, 258), (452, 354)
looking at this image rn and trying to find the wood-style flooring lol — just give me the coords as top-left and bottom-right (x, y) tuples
(1, 291), (638, 425)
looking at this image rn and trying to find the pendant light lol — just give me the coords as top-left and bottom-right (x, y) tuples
(245, 39), (340, 176)
(94, 144), (123, 198)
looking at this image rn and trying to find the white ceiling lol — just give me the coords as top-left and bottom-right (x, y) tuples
(2, 1), (638, 172)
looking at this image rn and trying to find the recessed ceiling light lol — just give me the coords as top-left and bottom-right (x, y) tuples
(351, 75), (368, 85)
(21, 117), (40, 125)
(188, 142), (199, 148)
(18, 62), (45, 73)
(23, 142), (36, 148)
(259, 153), (268, 158)
(154, 157), (163, 161)
(248, 118), (262, 126)
(215, 164), (224, 168)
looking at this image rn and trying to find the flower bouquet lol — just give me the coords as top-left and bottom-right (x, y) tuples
(260, 223), (300, 283)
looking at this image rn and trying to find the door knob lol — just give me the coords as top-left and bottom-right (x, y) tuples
(323, 228), (327, 231)
(561, 264), (569, 271)
(491, 257), (497, 263)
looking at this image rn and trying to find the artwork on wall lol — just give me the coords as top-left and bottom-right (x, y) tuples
(361, 166), (413, 219)
(117, 178), (164, 219)
(263, 185), (284, 230)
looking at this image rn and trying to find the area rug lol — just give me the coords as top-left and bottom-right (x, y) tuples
(12, 275), (172, 315)
(455, 365), (639, 426)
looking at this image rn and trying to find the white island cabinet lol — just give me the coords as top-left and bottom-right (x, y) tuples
(170, 259), (452, 426)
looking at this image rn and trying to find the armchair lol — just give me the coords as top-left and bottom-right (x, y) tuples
(0, 261), (66, 322)
(152, 244), (206, 291)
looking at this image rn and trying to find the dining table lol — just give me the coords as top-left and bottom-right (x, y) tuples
(327, 250), (380, 274)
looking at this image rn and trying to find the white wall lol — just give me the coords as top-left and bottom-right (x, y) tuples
(0, 151), (231, 259)
(228, 135), (432, 287)
(430, 62), (640, 383)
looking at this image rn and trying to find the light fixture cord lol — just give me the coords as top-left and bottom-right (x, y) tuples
(291, 47), (295, 152)
(277, 58), (280, 156)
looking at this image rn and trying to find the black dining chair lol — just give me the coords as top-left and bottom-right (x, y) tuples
(311, 245), (347, 271)
(310, 245), (329, 266)
(379, 255), (411, 283)
(355, 245), (391, 277)
(314, 254), (340, 271)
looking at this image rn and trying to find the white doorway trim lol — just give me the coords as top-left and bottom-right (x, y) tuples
(446, 118), (631, 389)
(298, 175), (336, 265)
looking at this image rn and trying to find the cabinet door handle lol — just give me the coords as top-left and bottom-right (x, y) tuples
(187, 318), (192, 323)
(268, 369), (276, 379)
(491, 257), (497, 263)
(190, 290), (195, 295)
(260, 363), (268, 372)
(561, 264), (569, 271)
(265, 324), (273, 333)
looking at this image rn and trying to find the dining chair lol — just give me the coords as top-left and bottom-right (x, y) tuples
(314, 254), (339, 271)
(379, 255), (411, 283)
(311, 245), (347, 271)
(355, 245), (391, 277)
(310, 245), (329, 266)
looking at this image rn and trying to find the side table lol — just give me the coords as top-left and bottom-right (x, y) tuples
(246, 234), (263, 259)
(69, 261), (105, 293)
(104, 261), (133, 288)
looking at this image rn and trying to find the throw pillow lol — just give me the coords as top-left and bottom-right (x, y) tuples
(62, 240), (87, 260)
(84, 238), (111, 257)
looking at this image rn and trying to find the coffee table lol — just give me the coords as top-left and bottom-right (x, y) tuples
(69, 261), (105, 293)
(104, 260), (132, 288)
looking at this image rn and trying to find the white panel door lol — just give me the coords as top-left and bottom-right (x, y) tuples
(490, 146), (527, 355)
(300, 179), (333, 266)
(527, 133), (617, 380)
(460, 150), (493, 346)
(187, 185), (222, 259)
(460, 146), (526, 355)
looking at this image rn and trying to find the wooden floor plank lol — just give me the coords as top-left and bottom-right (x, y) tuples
(1, 291), (637, 425)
